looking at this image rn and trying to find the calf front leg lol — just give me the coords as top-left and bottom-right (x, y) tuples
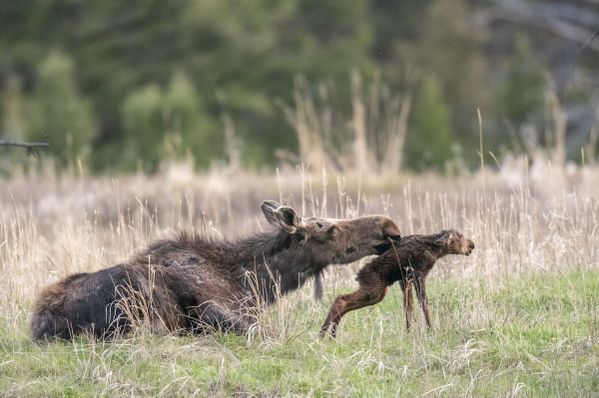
(414, 276), (431, 328)
(400, 280), (414, 331)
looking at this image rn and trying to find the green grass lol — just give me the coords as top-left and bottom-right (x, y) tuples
(1, 269), (597, 397)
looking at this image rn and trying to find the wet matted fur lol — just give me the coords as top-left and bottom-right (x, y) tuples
(320, 229), (474, 338)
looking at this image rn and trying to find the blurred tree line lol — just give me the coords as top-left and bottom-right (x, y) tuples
(1, 0), (598, 173)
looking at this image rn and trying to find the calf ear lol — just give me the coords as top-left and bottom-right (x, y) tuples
(434, 230), (451, 246)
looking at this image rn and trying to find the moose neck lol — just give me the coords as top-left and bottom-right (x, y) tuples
(228, 230), (322, 304)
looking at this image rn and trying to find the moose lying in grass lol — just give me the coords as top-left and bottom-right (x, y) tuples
(319, 229), (474, 338)
(31, 200), (401, 341)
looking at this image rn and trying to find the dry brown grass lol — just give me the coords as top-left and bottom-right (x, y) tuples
(0, 158), (597, 396)
(2, 160), (596, 307)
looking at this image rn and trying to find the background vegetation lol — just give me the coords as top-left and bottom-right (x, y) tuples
(1, 0), (598, 173)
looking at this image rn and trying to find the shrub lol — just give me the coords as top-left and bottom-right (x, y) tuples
(27, 51), (95, 168)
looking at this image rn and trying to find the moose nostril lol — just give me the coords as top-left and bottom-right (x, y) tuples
(388, 234), (401, 242)
(469, 242), (475, 249)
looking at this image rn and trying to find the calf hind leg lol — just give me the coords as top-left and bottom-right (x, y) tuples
(414, 276), (431, 328)
(319, 287), (386, 339)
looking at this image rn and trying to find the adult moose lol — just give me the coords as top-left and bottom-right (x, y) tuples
(31, 200), (401, 340)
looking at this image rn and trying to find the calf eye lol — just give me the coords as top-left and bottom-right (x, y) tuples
(316, 222), (323, 228)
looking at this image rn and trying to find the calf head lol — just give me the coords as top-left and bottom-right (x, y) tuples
(434, 229), (475, 256)
(261, 200), (401, 266)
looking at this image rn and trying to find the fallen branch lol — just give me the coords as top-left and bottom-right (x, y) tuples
(0, 140), (49, 157)
(0, 140), (49, 149)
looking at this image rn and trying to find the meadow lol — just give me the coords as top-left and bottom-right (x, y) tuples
(0, 160), (597, 397)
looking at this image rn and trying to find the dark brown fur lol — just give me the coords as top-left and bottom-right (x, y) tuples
(319, 229), (474, 338)
(31, 200), (401, 341)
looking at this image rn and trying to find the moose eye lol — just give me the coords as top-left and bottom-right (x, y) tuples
(316, 222), (324, 228)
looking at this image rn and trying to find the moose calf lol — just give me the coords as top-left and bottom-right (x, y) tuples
(319, 229), (474, 338)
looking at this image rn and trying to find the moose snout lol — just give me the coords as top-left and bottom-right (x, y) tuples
(464, 240), (475, 255)
(387, 232), (401, 242)
(373, 218), (401, 254)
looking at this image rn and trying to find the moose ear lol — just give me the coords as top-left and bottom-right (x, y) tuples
(273, 206), (302, 234)
(261, 200), (282, 225)
(260, 201), (302, 234)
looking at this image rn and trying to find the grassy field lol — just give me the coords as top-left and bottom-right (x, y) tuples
(0, 162), (598, 397)
(1, 269), (597, 397)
